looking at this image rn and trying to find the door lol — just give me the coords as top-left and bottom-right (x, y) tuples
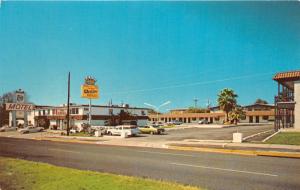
(256, 116), (259, 123)
(249, 116), (253, 123)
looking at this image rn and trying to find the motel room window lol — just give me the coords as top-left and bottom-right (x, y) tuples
(241, 115), (246, 120)
(42, 110), (45, 115)
(70, 108), (79, 115)
(38, 110), (41, 116)
(192, 117), (196, 121)
(263, 116), (269, 120)
(141, 110), (145, 115)
(214, 117), (220, 121)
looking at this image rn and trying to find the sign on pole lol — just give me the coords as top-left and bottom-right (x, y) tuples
(81, 76), (99, 125)
(6, 103), (34, 111)
(81, 84), (99, 99)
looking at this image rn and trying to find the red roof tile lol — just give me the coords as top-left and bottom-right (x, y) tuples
(273, 70), (300, 81)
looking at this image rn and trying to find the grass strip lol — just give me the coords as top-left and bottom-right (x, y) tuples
(0, 156), (201, 190)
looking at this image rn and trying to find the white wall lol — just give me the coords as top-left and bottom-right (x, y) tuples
(294, 81), (300, 129)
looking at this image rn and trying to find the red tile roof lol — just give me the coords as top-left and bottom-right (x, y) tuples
(273, 70), (300, 81)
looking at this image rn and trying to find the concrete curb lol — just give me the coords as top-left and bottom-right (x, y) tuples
(168, 145), (300, 159)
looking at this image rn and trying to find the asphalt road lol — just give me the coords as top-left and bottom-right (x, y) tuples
(1, 137), (299, 190)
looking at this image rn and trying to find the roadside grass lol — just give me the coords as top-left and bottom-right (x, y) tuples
(69, 131), (92, 137)
(266, 132), (300, 145)
(0, 157), (201, 190)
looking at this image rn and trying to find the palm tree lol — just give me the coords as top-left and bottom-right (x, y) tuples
(229, 105), (245, 125)
(217, 88), (238, 122)
(254, 98), (268, 105)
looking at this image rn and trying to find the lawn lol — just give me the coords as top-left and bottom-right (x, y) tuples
(69, 131), (92, 137)
(266, 132), (300, 145)
(0, 157), (201, 190)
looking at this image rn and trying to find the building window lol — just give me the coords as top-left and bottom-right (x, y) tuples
(215, 117), (220, 121)
(241, 115), (246, 120)
(263, 116), (269, 120)
(38, 110), (41, 116)
(109, 109), (113, 115)
(192, 117), (196, 121)
(141, 110), (145, 115)
(71, 108), (79, 114)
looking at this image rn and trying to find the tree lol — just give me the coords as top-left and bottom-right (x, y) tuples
(254, 98), (268, 105)
(217, 88), (238, 122)
(0, 92), (15, 126)
(148, 109), (161, 115)
(229, 105), (246, 125)
(185, 107), (210, 113)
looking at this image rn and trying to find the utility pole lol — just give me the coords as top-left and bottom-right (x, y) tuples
(66, 72), (70, 136)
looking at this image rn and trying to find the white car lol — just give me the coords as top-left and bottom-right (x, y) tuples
(19, 126), (44, 134)
(0, 125), (17, 132)
(198, 119), (209, 124)
(106, 125), (140, 136)
(168, 120), (183, 125)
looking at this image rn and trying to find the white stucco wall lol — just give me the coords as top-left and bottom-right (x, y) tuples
(294, 81), (300, 129)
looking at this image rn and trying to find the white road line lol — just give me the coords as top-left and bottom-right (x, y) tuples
(136, 150), (198, 157)
(48, 148), (80, 154)
(170, 162), (278, 177)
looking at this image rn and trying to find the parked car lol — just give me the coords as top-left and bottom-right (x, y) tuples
(198, 119), (209, 124)
(139, 125), (165, 135)
(168, 120), (183, 125)
(0, 125), (17, 132)
(18, 126), (44, 134)
(106, 125), (140, 136)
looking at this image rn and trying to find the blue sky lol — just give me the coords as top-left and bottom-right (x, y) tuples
(0, 1), (300, 111)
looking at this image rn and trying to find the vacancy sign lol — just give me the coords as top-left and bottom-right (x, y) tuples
(81, 85), (99, 99)
(6, 103), (34, 111)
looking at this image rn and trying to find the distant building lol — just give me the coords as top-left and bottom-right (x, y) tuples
(9, 104), (149, 129)
(273, 70), (300, 131)
(149, 103), (275, 124)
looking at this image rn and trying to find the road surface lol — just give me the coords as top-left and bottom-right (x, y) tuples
(0, 137), (299, 190)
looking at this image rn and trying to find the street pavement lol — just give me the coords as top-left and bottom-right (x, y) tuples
(1, 137), (299, 190)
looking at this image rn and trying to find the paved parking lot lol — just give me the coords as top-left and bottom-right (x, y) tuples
(0, 124), (274, 143)
(136, 124), (274, 141)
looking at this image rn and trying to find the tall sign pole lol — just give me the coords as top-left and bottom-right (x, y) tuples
(89, 98), (92, 125)
(66, 72), (70, 136)
(81, 76), (99, 126)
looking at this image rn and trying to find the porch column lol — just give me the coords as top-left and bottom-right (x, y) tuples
(294, 81), (300, 129)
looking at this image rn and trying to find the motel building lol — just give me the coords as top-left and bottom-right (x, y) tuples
(273, 70), (300, 131)
(9, 103), (149, 130)
(149, 103), (275, 124)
